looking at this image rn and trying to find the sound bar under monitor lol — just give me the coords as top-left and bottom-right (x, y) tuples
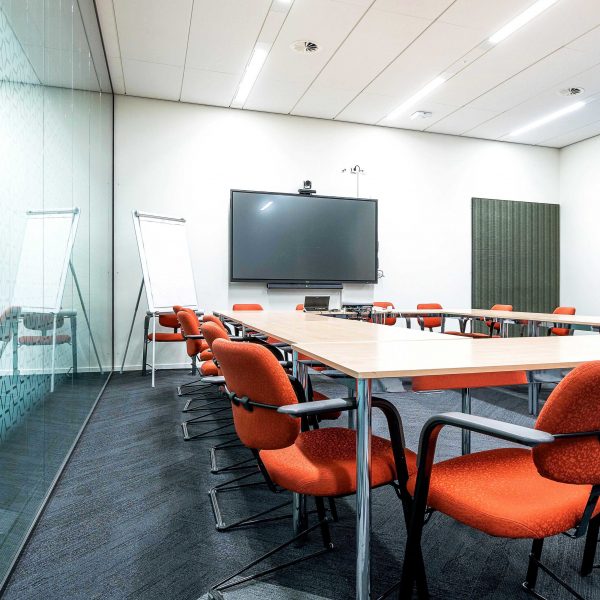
(267, 282), (343, 290)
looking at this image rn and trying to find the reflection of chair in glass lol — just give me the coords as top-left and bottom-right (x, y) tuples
(18, 312), (77, 389)
(0, 306), (21, 375)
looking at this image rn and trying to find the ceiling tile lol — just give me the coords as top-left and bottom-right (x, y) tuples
(427, 106), (497, 135)
(336, 91), (397, 124)
(381, 101), (457, 130)
(291, 8), (431, 118)
(185, 0), (270, 74)
(180, 68), (239, 106)
(245, 0), (369, 113)
(374, 0), (454, 20)
(540, 117), (600, 148)
(338, 21), (483, 123)
(122, 59), (183, 100)
(114, 0), (193, 65)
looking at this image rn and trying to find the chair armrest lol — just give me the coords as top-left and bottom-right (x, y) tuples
(424, 412), (554, 447)
(201, 376), (225, 385)
(184, 334), (204, 339)
(278, 361), (293, 369)
(277, 397), (357, 417)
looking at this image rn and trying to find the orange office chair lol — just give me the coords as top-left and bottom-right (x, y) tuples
(142, 310), (186, 376)
(446, 303), (512, 338)
(296, 304), (304, 310)
(177, 309), (234, 442)
(232, 303), (263, 311)
(416, 303), (444, 332)
(208, 338), (419, 597)
(412, 371), (529, 454)
(549, 306), (576, 336)
(373, 301), (396, 326)
(400, 361), (600, 600)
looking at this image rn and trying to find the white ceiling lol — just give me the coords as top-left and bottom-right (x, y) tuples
(96, 0), (600, 148)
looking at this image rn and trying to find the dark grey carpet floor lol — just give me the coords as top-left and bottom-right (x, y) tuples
(2, 369), (598, 600)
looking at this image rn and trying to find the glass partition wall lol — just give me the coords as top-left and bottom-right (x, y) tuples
(0, 0), (113, 588)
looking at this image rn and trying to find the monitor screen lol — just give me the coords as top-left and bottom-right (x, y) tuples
(230, 190), (378, 283)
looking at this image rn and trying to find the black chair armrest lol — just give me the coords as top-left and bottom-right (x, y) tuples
(201, 376), (225, 385)
(184, 334), (204, 339)
(277, 397), (356, 417)
(278, 360), (293, 369)
(422, 412), (554, 448)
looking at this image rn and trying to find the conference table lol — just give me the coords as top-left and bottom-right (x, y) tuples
(372, 307), (600, 334)
(216, 310), (600, 600)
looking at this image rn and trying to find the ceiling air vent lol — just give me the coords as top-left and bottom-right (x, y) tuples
(559, 87), (584, 96)
(290, 40), (320, 54)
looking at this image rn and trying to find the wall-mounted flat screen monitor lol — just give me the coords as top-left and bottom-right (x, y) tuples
(230, 190), (378, 283)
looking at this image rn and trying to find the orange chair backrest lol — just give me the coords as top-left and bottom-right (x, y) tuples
(533, 361), (600, 485)
(373, 301), (396, 326)
(200, 322), (229, 348)
(202, 314), (227, 331)
(485, 304), (513, 330)
(417, 303), (443, 329)
(159, 312), (180, 329)
(176, 310), (203, 357)
(550, 306), (576, 336)
(296, 304), (304, 310)
(232, 304), (263, 311)
(212, 338), (300, 450)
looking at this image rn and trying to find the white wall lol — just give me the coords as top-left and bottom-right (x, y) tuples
(560, 135), (600, 313)
(115, 95), (559, 369)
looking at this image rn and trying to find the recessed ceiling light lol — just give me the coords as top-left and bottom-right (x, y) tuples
(489, 0), (559, 45)
(386, 76), (447, 120)
(410, 111), (433, 120)
(509, 101), (586, 137)
(232, 42), (271, 106)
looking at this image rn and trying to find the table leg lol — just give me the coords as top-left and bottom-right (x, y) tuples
(356, 378), (372, 600)
(461, 388), (471, 454)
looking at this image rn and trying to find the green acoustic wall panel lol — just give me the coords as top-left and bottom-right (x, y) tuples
(472, 198), (559, 318)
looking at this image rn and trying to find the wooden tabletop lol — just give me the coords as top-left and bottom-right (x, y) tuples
(291, 335), (600, 379)
(215, 310), (461, 345)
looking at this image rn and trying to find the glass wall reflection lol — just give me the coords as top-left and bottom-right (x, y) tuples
(0, 0), (113, 586)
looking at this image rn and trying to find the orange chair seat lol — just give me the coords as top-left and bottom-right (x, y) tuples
(200, 349), (212, 361)
(19, 335), (71, 345)
(260, 428), (416, 497)
(413, 371), (527, 391)
(407, 448), (599, 539)
(200, 361), (219, 376)
(147, 332), (184, 342)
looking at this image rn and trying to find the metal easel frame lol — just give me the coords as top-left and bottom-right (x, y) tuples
(121, 211), (199, 387)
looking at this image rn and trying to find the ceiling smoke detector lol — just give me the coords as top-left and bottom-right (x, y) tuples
(290, 40), (320, 54)
(559, 87), (584, 96)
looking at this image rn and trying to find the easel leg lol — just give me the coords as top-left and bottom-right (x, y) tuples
(50, 313), (58, 392)
(121, 278), (144, 374)
(71, 315), (77, 378)
(142, 314), (150, 376)
(69, 262), (103, 374)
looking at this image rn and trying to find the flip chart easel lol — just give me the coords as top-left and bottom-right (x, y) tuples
(121, 210), (199, 387)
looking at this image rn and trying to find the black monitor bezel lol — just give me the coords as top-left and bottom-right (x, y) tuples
(229, 189), (378, 284)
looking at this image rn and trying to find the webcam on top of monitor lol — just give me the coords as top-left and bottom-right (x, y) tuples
(298, 180), (316, 195)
